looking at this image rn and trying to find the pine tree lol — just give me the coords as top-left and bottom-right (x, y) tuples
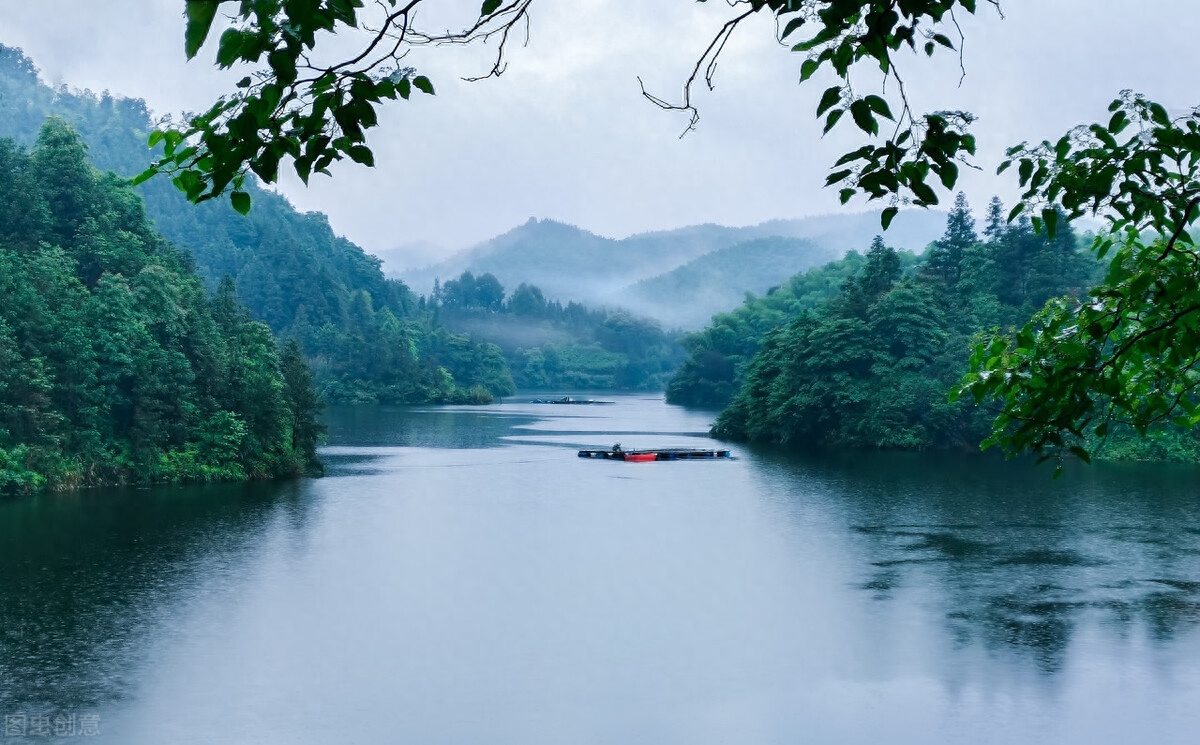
(923, 191), (977, 285)
(983, 196), (1006, 241)
(859, 236), (902, 301)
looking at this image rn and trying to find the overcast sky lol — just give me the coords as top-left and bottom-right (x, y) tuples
(0, 1), (1195, 264)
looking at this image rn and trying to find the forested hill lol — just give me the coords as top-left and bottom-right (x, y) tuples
(0, 47), (389, 320)
(671, 194), (1093, 428)
(431, 272), (685, 391)
(674, 194), (1192, 460)
(400, 211), (946, 318)
(0, 120), (322, 493)
(0, 45), (503, 405)
(619, 236), (844, 329)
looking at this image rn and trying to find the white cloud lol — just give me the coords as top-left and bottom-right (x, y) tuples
(0, 0), (1196, 257)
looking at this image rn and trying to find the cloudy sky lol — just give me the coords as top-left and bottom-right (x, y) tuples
(0, 1), (1195, 265)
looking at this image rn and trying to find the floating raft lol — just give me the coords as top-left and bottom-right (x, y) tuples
(531, 396), (614, 405)
(578, 447), (731, 461)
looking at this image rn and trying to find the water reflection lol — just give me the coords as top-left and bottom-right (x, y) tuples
(0, 480), (311, 722)
(4, 400), (1200, 744)
(755, 450), (1200, 673)
(323, 405), (542, 449)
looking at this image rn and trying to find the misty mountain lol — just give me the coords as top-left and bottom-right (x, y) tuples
(402, 218), (751, 300)
(401, 209), (946, 326)
(616, 237), (840, 329)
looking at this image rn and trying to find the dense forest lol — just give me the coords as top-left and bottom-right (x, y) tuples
(0, 45), (509, 405)
(668, 250), (892, 407)
(687, 195), (1200, 460)
(431, 272), (684, 391)
(670, 194), (1102, 451)
(0, 120), (322, 493)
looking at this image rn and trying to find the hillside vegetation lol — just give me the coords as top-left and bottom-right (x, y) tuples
(432, 272), (684, 391)
(699, 195), (1117, 453)
(0, 45), (505, 405)
(0, 120), (321, 493)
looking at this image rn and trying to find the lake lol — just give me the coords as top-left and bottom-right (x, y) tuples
(2, 394), (1199, 743)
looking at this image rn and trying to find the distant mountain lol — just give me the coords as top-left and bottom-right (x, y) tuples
(401, 218), (758, 302)
(401, 209), (947, 325)
(617, 237), (840, 329)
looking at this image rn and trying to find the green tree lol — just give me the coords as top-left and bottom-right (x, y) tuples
(0, 121), (323, 493)
(923, 192), (977, 285)
(141, 2), (1200, 463)
(281, 338), (325, 467)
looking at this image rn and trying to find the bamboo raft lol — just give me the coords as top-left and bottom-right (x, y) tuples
(578, 447), (731, 461)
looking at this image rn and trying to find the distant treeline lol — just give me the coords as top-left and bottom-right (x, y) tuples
(429, 272), (685, 391)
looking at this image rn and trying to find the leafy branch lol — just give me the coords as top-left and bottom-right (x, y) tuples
(643, 0), (1002, 226)
(141, 0), (533, 213)
(957, 93), (1200, 468)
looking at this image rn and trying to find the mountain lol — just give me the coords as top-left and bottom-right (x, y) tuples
(402, 218), (745, 302)
(0, 45), (509, 404)
(617, 237), (839, 329)
(401, 210), (947, 324)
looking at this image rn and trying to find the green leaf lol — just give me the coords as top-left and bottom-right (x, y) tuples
(823, 109), (844, 134)
(782, 17), (806, 40)
(346, 145), (375, 166)
(910, 179), (937, 205)
(216, 28), (244, 68)
(880, 206), (899, 230)
(481, 0), (502, 15)
(1043, 208), (1059, 239)
(799, 58), (820, 82)
(931, 33), (954, 50)
(1068, 446), (1091, 464)
(816, 86), (841, 117)
(130, 167), (158, 187)
(413, 76), (435, 95)
(826, 169), (852, 185)
(862, 95), (893, 120)
(185, 0), (220, 60)
(849, 100), (877, 135)
(1017, 159), (1033, 186)
(230, 190), (251, 215)
(1107, 110), (1129, 134)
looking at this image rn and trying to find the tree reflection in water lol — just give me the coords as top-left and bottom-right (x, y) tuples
(760, 450), (1200, 674)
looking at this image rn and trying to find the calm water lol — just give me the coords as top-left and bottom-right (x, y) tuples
(2, 395), (1200, 743)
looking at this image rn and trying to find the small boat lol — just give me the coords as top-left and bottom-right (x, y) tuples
(578, 445), (732, 461)
(530, 396), (614, 405)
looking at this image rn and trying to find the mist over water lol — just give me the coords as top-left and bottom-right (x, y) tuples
(2, 396), (1199, 744)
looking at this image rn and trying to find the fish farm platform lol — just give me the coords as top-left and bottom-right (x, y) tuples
(578, 448), (732, 461)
